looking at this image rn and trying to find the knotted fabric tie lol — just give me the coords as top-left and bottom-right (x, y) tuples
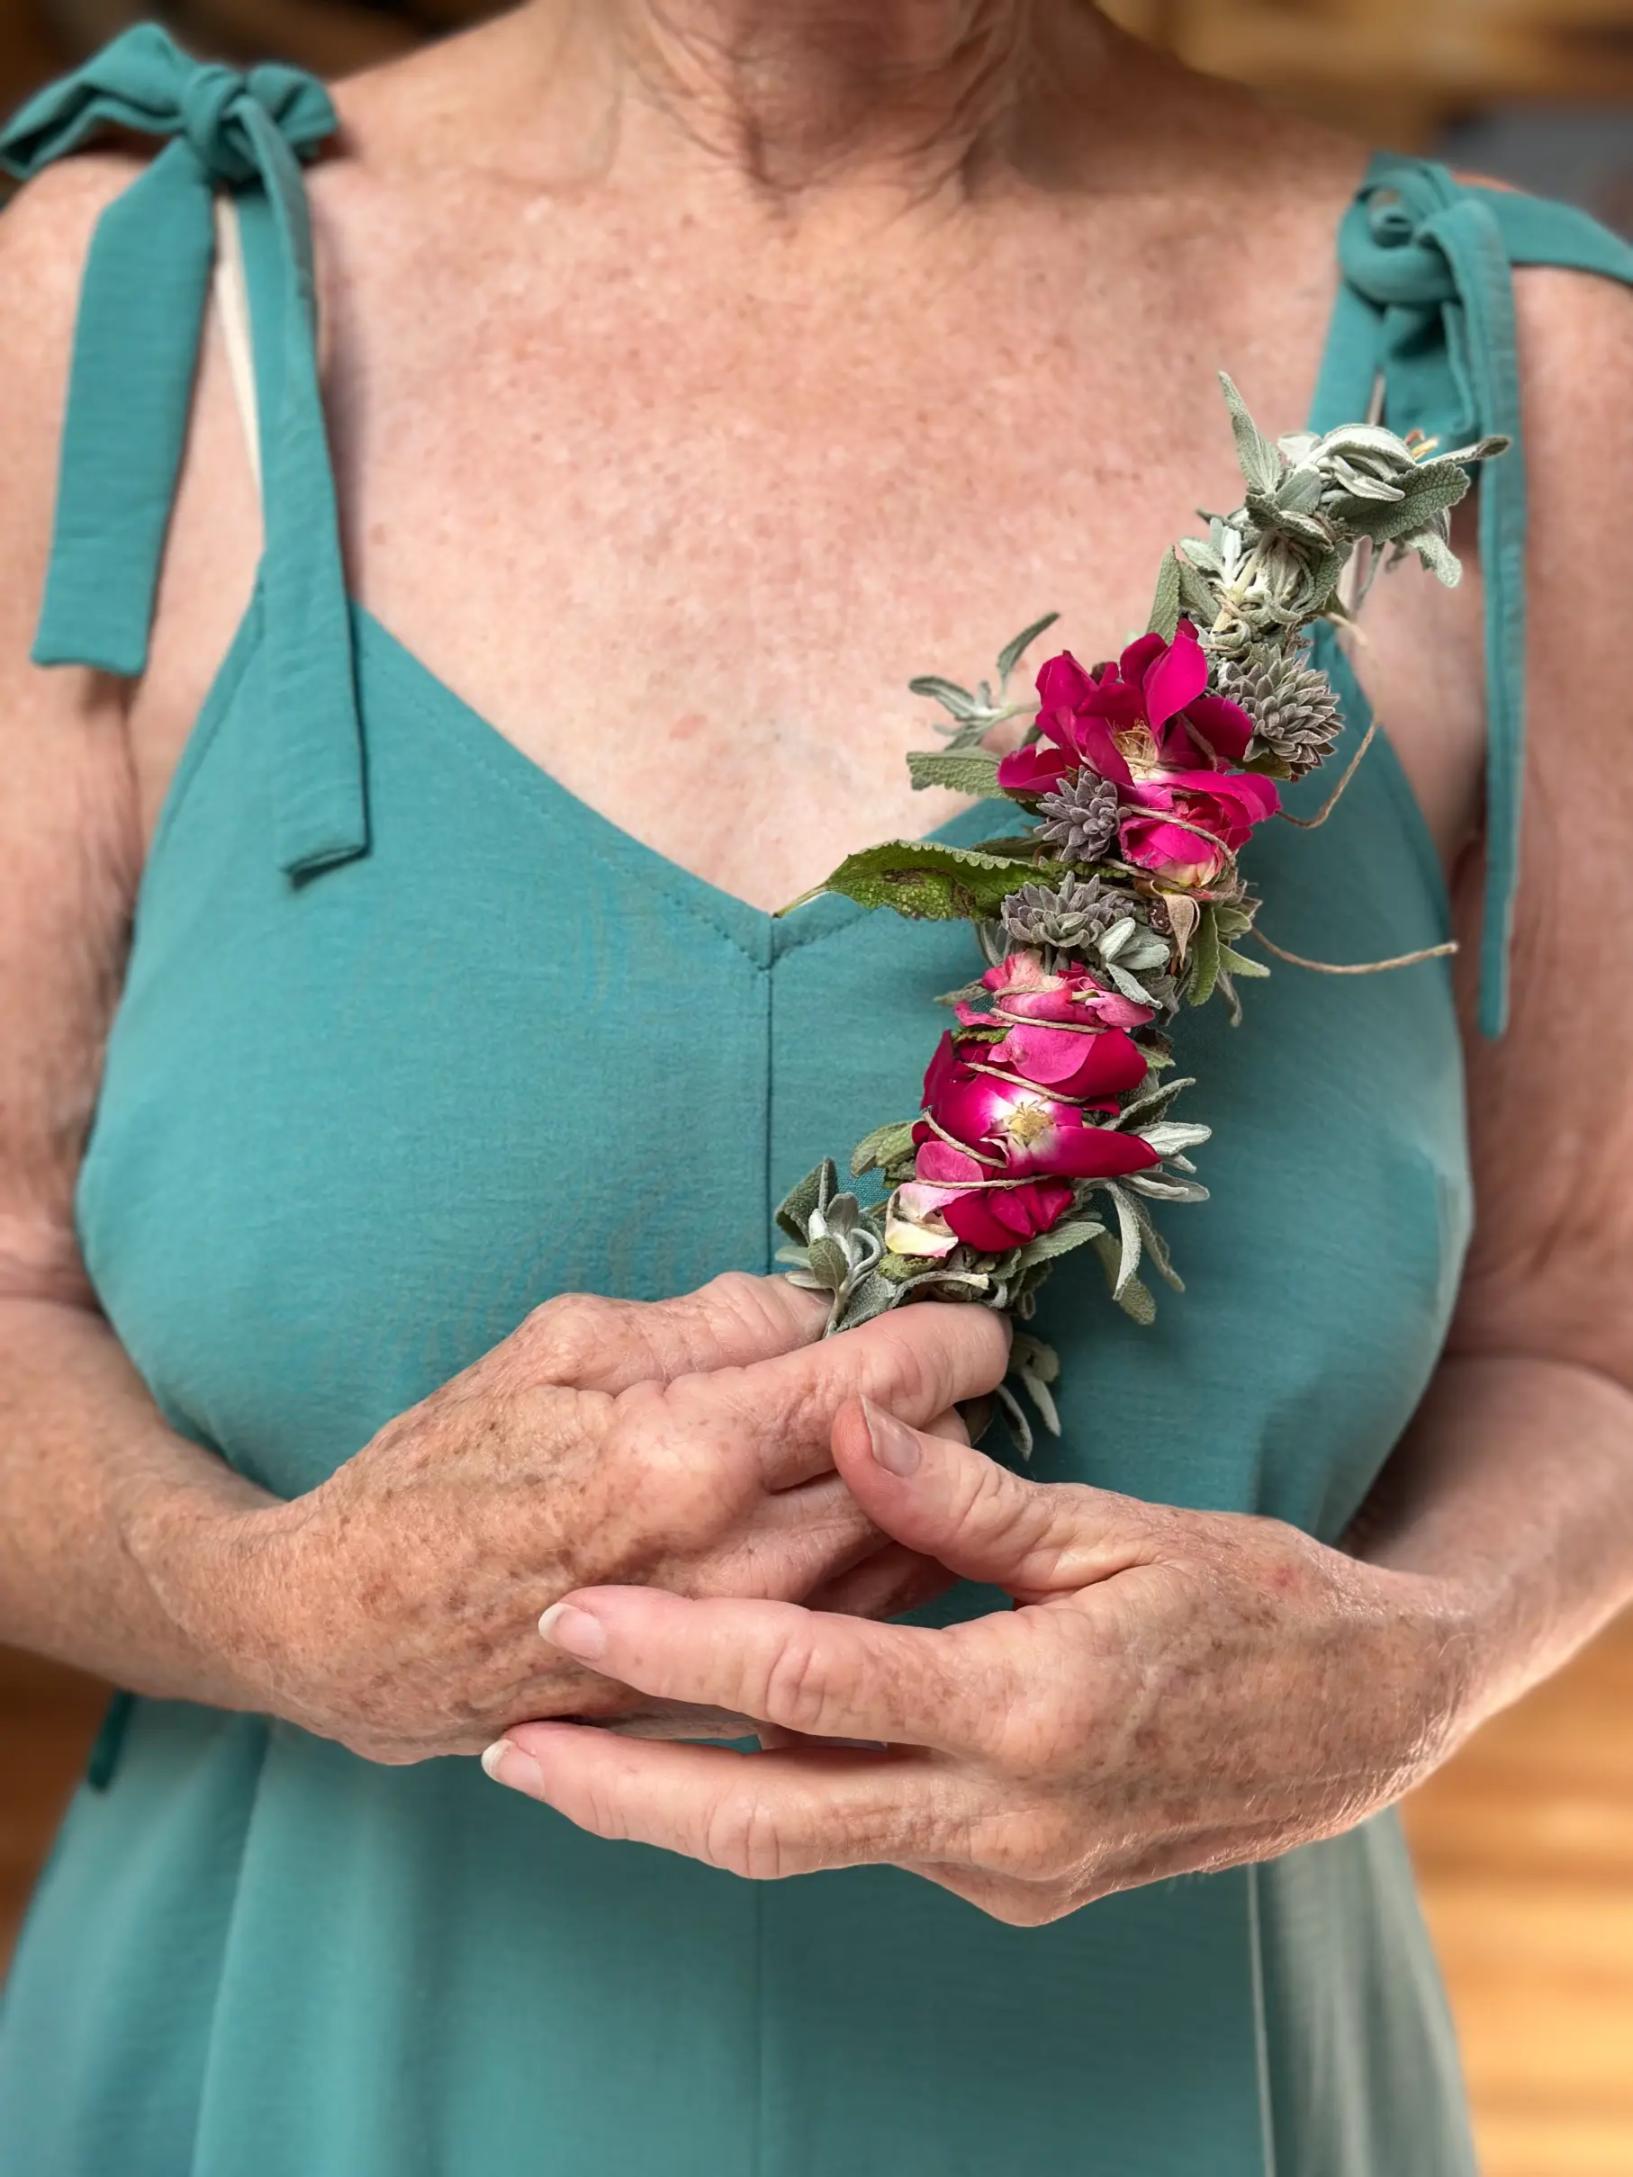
(1, 23), (367, 876)
(1337, 159), (1523, 1037)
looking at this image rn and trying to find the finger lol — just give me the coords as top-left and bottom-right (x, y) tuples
(741, 1472), (881, 1597)
(529, 1273), (827, 1395)
(738, 1304), (1011, 1488)
(831, 1399), (1156, 1600)
(593, 1706), (761, 1741)
(802, 1542), (952, 1622)
(535, 1584), (1017, 1755)
(899, 1861), (1084, 1927)
(482, 1724), (969, 1877)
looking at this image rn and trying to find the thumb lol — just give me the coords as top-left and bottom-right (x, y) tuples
(834, 1397), (1155, 1600)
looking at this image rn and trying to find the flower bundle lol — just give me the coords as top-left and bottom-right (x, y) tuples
(776, 376), (1504, 1441)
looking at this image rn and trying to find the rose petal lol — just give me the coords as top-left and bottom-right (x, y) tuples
(1137, 622), (1208, 732)
(921, 1031), (963, 1109)
(997, 744), (1071, 795)
(1183, 691), (1255, 766)
(943, 1179), (1074, 1252)
(885, 1185), (961, 1258)
(990, 1022), (1148, 1099)
(1137, 767), (1281, 827)
(914, 1138), (991, 1187)
(1116, 630), (1168, 689)
(933, 1070), (1045, 1147)
(981, 950), (1050, 996)
(1045, 1121), (1163, 1179)
(1034, 651), (1095, 724)
(1066, 711), (1135, 789)
(1119, 816), (1226, 886)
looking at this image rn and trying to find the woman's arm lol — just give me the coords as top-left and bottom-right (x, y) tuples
(0, 169), (1013, 1754)
(1367, 258), (1633, 1715)
(0, 165), (270, 1704)
(0, 165), (285, 1705)
(481, 269), (1633, 1909)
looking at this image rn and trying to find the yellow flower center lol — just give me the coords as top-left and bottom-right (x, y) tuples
(1004, 1099), (1054, 1148)
(1111, 719), (1162, 781)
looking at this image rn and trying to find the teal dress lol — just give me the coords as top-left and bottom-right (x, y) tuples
(5, 27), (1632, 2176)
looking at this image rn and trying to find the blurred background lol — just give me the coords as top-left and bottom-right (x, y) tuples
(1, 5), (1630, 2175)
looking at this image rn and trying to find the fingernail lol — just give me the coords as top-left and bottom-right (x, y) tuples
(538, 1601), (608, 1660)
(480, 1739), (543, 1793)
(862, 1397), (921, 1477)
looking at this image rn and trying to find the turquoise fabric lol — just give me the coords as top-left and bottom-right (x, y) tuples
(3, 27), (1631, 2175)
(0, 24), (366, 875)
(1326, 154), (1633, 1035)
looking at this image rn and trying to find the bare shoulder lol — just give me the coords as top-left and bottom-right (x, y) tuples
(0, 153), (147, 549)
(1515, 255), (1632, 453)
(0, 147), (142, 330)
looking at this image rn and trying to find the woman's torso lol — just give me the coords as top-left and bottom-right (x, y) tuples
(0, 16), (1527, 2176)
(127, 13), (1486, 901)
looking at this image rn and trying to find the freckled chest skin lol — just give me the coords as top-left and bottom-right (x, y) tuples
(132, 25), (1486, 912)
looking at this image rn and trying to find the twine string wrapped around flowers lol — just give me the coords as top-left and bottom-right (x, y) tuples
(775, 376), (1505, 1448)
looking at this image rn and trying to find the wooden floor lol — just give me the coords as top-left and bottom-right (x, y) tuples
(4, 1620), (1631, 2173)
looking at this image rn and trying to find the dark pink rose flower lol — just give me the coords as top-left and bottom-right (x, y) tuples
(889, 1171), (1077, 1256)
(887, 1029), (1160, 1258)
(971, 949), (1155, 1031)
(996, 621), (1256, 798)
(1118, 766), (1281, 887)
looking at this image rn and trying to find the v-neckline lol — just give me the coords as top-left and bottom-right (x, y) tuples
(341, 148), (1430, 948)
(350, 587), (1449, 956)
(354, 599), (1029, 958)
(201, 141), (1446, 953)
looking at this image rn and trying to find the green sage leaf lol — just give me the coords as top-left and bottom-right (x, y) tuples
(1188, 906), (1221, 1006)
(1137, 1120), (1212, 1157)
(849, 1119), (920, 1178)
(781, 841), (1063, 923)
(1147, 549), (1182, 641)
(1101, 1182), (1142, 1299)
(1091, 1230), (1157, 1324)
(775, 1161), (833, 1245)
(908, 675), (981, 719)
(1009, 1219), (1105, 1274)
(1220, 372), (1283, 498)
(1218, 943), (1271, 979)
(996, 612), (1061, 685)
(905, 748), (1004, 797)
(1114, 1075), (1197, 1131)
(806, 1235), (850, 1290)
(1175, 549), (1219, 626)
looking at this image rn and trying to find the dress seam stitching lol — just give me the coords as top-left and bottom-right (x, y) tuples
(374, 629), (776, 971)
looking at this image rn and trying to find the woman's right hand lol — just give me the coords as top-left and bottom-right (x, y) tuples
(143, 1275), (1009, 1763)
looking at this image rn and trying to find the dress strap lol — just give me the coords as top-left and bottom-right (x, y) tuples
(0, 23), (367, 878)
(1316, 152), (1633, 1036)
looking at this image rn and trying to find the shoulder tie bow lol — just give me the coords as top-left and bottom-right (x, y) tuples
(1, 23), (367, 877)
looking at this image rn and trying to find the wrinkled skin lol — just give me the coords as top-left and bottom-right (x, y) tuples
(485, 1400), (1474, 1923)
(144, 1277), (1007, 1764)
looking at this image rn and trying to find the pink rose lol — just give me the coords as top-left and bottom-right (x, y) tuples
(887, 1029), (1159, 1258)
(997, 621), (1255, 798)
(994, 622), (1280, 889)
(1117, 767), (1280, 888)
(967, 949), (1155, 1032)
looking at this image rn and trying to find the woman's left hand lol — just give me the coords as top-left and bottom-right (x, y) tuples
(481, 1398), (1480, 1922)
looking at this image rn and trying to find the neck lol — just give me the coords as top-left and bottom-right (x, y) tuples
(602, 0), (1110, 198)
